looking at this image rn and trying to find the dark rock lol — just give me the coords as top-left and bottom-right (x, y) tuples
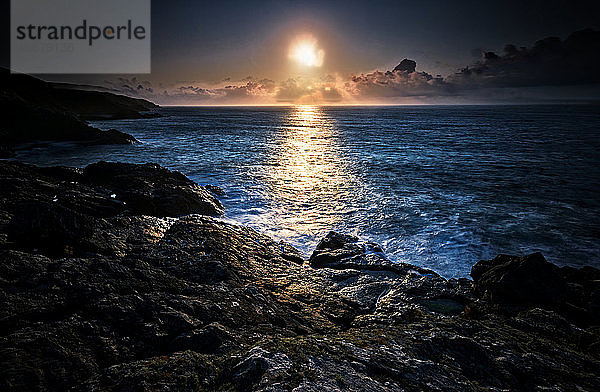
(47, 82), (159, 120)
(309, 231), (386, 269)
(471, 252), (600, 326)
(1, 161), (599, 391)
(83, 161), (224, 217)
(393, 58), (417, 73)
(1, 68), (158, 121)
(309, 231), (434, 276)
(471, 252), (567, 304)
(231, 347), (291, 391)
(0, 160), (223, 256)
(0, 94), (137, 147)
(74, 351), (216, 392)
(8, 200), (97, 256)
(172, 323), (231, 353)
(38, 165), (83, 182)
(204, 184), (226, 196)
(0, 68), (146, 149)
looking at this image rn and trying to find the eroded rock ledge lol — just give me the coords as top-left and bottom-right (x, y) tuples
(0, 160), (598, 391)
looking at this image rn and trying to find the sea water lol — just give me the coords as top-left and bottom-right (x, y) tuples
(14, 105), (600, 278)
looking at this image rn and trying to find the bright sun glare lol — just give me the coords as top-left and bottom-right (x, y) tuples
(289, 36), (324, 67)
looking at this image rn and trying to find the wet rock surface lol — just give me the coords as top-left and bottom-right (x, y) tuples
(471, 252), (600, 327)
(82, 161), (224, 218)
(0, 161), (223, 256)
(0, 160), (598, 391)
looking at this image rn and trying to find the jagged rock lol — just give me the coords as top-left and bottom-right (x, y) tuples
(205, 184), (226, 196)
(1, 161), (599, 391)
(172, 323), (232, 353)
(231, 347), (292, 391)
(9, 200), (97, 256)
(471, 252), (600, 325)
(471, 253), (566, 304)
(83, 161), (224, 217)
(1, 161), (223, 256)
(74, 351), (216, 392)
(309, 231), (434, 276)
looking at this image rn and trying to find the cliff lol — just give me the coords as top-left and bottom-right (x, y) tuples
(0, 70), (159, 157)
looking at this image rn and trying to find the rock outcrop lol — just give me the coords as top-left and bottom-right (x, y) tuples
(0, 68), (159, 120)
(0, 69), (156, 153)
(82, 161), (224, 218)
(0, 160), (223, 257)
(471, 252), (600, 326)
(0, 160), (598, 391)
(1, 95), (137, 146)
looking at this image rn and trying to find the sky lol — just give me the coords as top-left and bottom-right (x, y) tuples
(2, 0), (600, 104)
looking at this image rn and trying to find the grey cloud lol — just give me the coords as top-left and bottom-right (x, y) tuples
(159, 78), (276, 105)
(344, 59), (449, 98)
(344, 29), (600, 102)
(94, 29), (599, 104)
(449, 29), (600, 88)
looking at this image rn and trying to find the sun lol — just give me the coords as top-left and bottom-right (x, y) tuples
(289, 36), (325, 67)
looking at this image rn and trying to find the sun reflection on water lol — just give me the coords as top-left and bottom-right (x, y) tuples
(263, 105), (359, 244)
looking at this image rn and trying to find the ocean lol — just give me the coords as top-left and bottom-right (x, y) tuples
(14, 105), (600, 278)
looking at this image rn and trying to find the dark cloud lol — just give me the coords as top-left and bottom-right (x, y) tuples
(163, 79), (276, 104)
(343, 29), (600, 102)
(344, 59), (449, 99)
(394, 59), (417, 73)
(448, 29), (600, 88)
(470, 48), (485, 58)
(92, 29), (599, 104)
(221, 79), (276, 99)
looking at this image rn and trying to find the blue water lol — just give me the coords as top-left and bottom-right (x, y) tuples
(14, 105), (600, 278)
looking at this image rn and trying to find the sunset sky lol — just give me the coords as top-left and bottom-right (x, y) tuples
(3, 0), (600, 105)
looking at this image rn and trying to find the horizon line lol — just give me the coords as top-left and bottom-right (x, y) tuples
(156, 101), (600, 108)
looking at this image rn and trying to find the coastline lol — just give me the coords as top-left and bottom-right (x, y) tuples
(0, 69), (158, 158)
(1, 159), (598, 391)
(37, 103), (600, 279)
(2, 9), (599, 390)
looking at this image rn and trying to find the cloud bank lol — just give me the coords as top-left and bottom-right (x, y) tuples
(98, 29), (600, 105)
(448, 29), (600, 89)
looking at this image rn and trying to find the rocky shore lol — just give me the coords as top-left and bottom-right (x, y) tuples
(0, 160), (599, 391)
(0, 70), (159, 158)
